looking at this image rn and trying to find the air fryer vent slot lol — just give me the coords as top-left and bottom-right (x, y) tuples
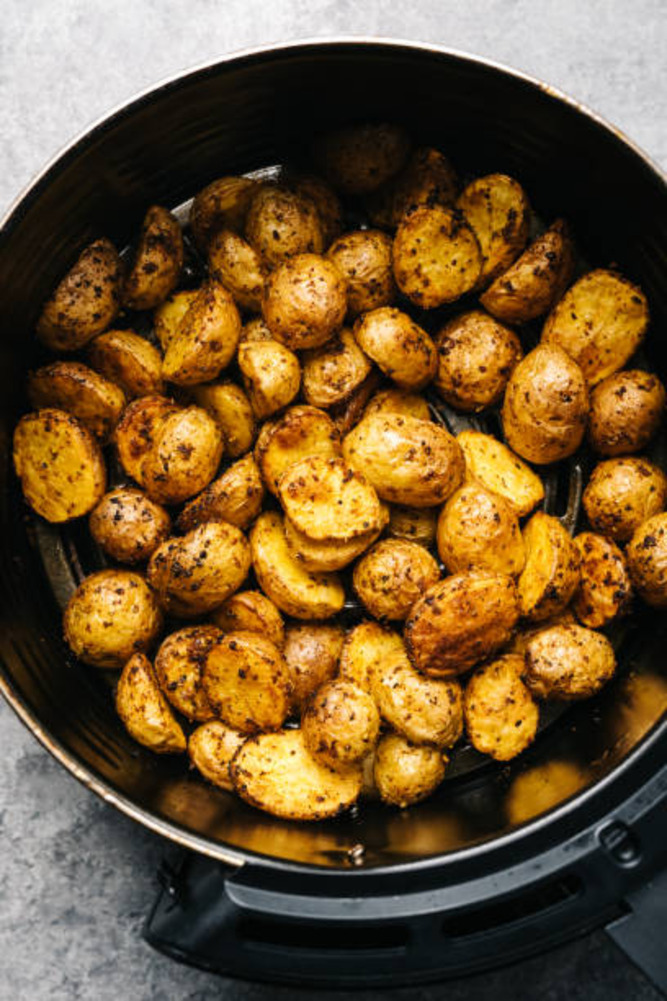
(441, 874), (582, 938)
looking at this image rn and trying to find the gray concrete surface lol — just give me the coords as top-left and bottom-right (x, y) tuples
(1, 1), (666, 998)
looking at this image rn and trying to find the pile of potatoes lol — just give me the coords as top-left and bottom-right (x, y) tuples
(12, 122), (667, 821)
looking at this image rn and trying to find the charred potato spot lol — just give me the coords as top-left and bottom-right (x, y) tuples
(339, 621), (407, 694)
(191, 381), (256, 458)
(588, 370), (666, 456)
(464, 655), (539, 761)
(255, 405), (340, 495)
(27, 361), (126, 442)
(367, 146), (459, 230)
(278, 455), (382, 543)
(190, 176), (259, 250)
(123, 205), (184, 311)
(302, 680), (380, 769)
(518, 512), (580, 622)
(89, 488), (171, 564)
(245, 185), (324, 267)
(209, 228), (267, 313)
(326, 230), (396, 316)
(154, 625), (223, 721)
(583, 457), (667, 543)
(162, 281), (241, 386)
(116, 653), (186, 753)
(457, 173), (531, 286)
(302, 329), (373, 409)
(313, 123), (411, 196)
(457, 430), (544, 518)
(626, 513), (667, 607)
(284, 623), (345, 711)
(437, 483), (525, 578)
(525, 624), (616, 700)
(353, 538), (441, 621)
(202, 631), (290, 734)
(177, 453), (264, 533)
(88, 328), (164, 399)
(238, 337), (301, 419)
(573, 532), (632, 629)
(372, 655), (464, 748)
(189, 721), (246, 791)
(263, 253), (347, 351)
(374, 733), (447, 808)
(434, 310), (522, 412)
(211, 590), (285, 649)
(353, 307), (437, 390)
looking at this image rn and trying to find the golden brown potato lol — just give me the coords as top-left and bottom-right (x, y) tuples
(363, 388), (431, 423)
(13, 408), (106, 523)
(284, 623), (345, 711)
(147, 521), (251, 617)
(405, 571), (520, 678)
(123, 205), (183, 310)
(464, 655), (539, 761)
(302, 680), (380, 769)
(202, 631), (290, 733)
(525, 624), (616, 700)
(210, 590), (285, 648)
(367, 146), (458, 229)
(208, 228), (267, 312)
(162, 281), (241, 385)
(245, 185), (324, 267)
(254, 405), (340, 495)
(518, 512), (580, 622)
(87, 329), (164, 399)
(588, 370), (665, 456)
(393, 204), (482, 308)
(63, 569), (162, 668)
(329, 370), (382, 435)
(116, 653), (186, 753)
(506, 609), (577, 657)
(232, 728), (363, 820)
(501, 344), (589, 464)
(262, 253), (347, 351)
(573, 532), (632, 628)
(189, 721), (246, 791)
(583, 457), (667, 543)
(626, 513), (667, 607)
(457, 430), (545, 518)
(27, 361), (126, 442)
(374, 733), (446, 808)
(279, 455), (382, 542)
(288, 174), (342, 248)
(237, 336), (301, 419)
(353, 307), (437, 390)
(480, 219), (575, 323)
(434, 310), (522, 412)
(343, 413), (464, 507)
(373, 654), (463, 747)
(177, 453), (264, 533)
(154, 625), (223, 721)
(89, 487), (171, 564)
(339, 621), (406, 693)
(191, 381), (256, 458)
(437, 483), (525, 577)
(542, 269), (649, 385)
(457, 174), (531, 286)
(36, 238), (122, 351)
(326, 230), (396, 315)
(387, 505), (438, 548)
(353, 539), (440, 620)
(301, 329), (373, 409)
(250, 511), (345, 619)
(284, 510), (385, 572)
(190, 175), (259, 250)
(153, 290), (199, 349)
(240, 316), (273, 342)
(313, 123), (410, 195)
(141, 405), (224, 505)
(113, 394), (179, 484)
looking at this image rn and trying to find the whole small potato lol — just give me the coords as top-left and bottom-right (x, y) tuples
(245, 185), (324, 267)
(177, 453), (264, 533)
(27, 361), (126, 442)
(202, 631), (291, 733)
(374, 733), (446, 808)
(353, 307), (437, 390)
(211, 590), (285, 648)
(114, 395), (179, 484)
(116, 653), (186, 753)
(88, 329), (164, 399)
(326, 230), (396, 315)
(153, 289), (199, 349)
(189, 721), (246, 791)
(302, 328), (373, 409)
(278, 456), (382, 543)
(524, 624), (616, 700)
(302, 679), (380, 769)
(63, 569), (163, 668)
(372, 655), (463, 747)
(284, 511), (385, 572)
(238, 337), (301, 418)
(209, 228), (267, 312)
(434, 310), (522, 412)
(313, 123), (411, 195)
(437, 483), (525, 577)
(573, 532), (632, 628)
(288, 174), (342, 247)
(190, 175), (259, 249)
(367, 146), (458, 229)
(353, 539), (440, 620)
(141, 405), (224, 505)
(456, 430), (545, 519)
(518, 512), (580, 622)
(263, 253), (347, 350)
(339, 621), (406, 693)
(387, 505), (438, 548)
(363, 388), (431, 423)
(191, 381), (256, 458)
(464, 655), (539, 761)
(89, 488), (171, 564)
(457, 173), (531, 286)
(254, 405), (340, 495)
(583, 457), (667, 542)
(162, 281), (241, 385)
(154, 625), (223, 721)
(284, 623), (345, 711)
(588, 370), (665, 456)
(626, 512), (667, 607)
(123, 205), (183, 311)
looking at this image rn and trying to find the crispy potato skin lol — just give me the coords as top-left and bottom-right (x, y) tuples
(367, 146), (458, 229)
(209, 228), (267, 313)
(238, 337), (301, 419)
(141, 406), (224, 505)
(189, 721), (246, 790)
(255, 405), (340, 495)
(457, 430), (545, 518)
(573, 532), (632, 628)
(284, 512), (385, 572)
(88, 329), (164, 398)
(364, 388), (431, 423)
(279, 455), (382, 543)
(464, 655), (539, 761)
(27, 361), (126, 443)
(518, 512), (580, 622)
(89, 488), (171, 564)
(37, 238), (122, 351)
(326, 230), (396, 315)
(114, 395), (179, 484)
(302, 680), (380, 769)
(177, 453), (264, 533)
(434, 310), (522, 412)
(287, 174), (343, 248)
(353, 307), (437, 390)
(405, 571), (520, 678)
(153, 290), (199, 350)
(162, 281), (241, 385)
(123, 205), (183, 310)
(457, 173), (531, 286)
(211, 590), (285, 649)
(13, 408), (106, 522)
(284, 623), (345, 711)
(542, 269), (649, 385)
(501, 344), (589, 464)
(583, 457), (667, 542)
(437, 483), (525, 577)
(314, 123), (410, 195)
(393, 204), (482, 307)
(626, 512), (667, 607)
(339, 621), (406, 693)
(154, 625), (222, 721)
(263, 253), (347, 351)
(374, 733), (446, 808)
(588, 370), (666, 456)
(302, 329), (373, 409)
(387, 505), (438, 548)
(63, 570), (163, 669)
(191, 381), (256, 458)
(190, 176), (259, 250)
(202, 631), (290, 733)
(245, 185), (324, 267)
(116, 653), (186, 753)
(525, 624), (616, 700)
(353, 539), (441, 620)
(373, 655), (463, 747)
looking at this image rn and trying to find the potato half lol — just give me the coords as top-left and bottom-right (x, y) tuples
(457, 173), (531, 286)
(434, 310), (522, 412)
(302, 680), (380, 769)
(202, 631), (290, 733)
(518, 512), (580, 622)
(88, 329), (164, 399)
(209, 228), (267, 313)
(123, 205), (184, 311)
(190, 175), (259, 249)
(191, 381), (256, 459)
(255, 405), (340, 495)
(339, 620), (406, 693)
(116, 653), (186, 753)
(525, 624), (616, 700)
(302, 328), (373, 410)
(153, 290), (199, 350)
(387, 505), (438, 548)
(437, 483), (525, 577)
(237, 337), (301, 419)
(353, 307), (437, 390)
(263, 253), (347, 351)
(582, 457), (667, 543)
(372, 655), (463, 747)
(373, 733), (447, 808)
(626, 512), (667, 607)
(393, 204), (482, 307)
(177, 453), (264, 533)
(326, 230), (396, 315)
(457, 430), (545, 518)
(113, 394), (179, 485)
(154, 625), (223, 721)
(245, 185), (324, 266)
(141, 405), (224, 505)
(313, 123), (411, 195)
(279, 455), (382, 543)
(588, 370), (666, 456)
(27, 361), (126, 442)
(464, 655), (539, 761)
(162, 281), (241, 386)
(367, 146), (458, 229)
(211, 590), (285, 648)
(284, 511), (386, 572)
(363, 388), (431, 423)
(89, 487), (171, 564)
(353, 539), (441, 620)
(189, 721), (246, 791)
(284, 622), (345, 711)
(573, 532), (632, 629)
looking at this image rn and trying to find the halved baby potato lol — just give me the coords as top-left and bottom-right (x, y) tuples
(189, 721), (246, 791)
(208, 228), (267, 313)
(113, 394), (179, 485)
(387, 504), (438, 548)
(393, 204), (482, 307)
(89, 487), (171, 564)
(367, 146), (458, 229)
(464, 654), (539, 761)
(573, 532), (632, 629)
(518, 512), (580, 622)
(162, 281), (241, 385)
(302, 680), (380, 769)
(329, 370), (382, 435)
(626, 512), (667, 608)
(237, 336), (301, 419)
(434, 310), (522, 412)
(372, 654), (463, 748)
(363, 388), (431, 423)
(177, 453), (264, 533)
(284, 511), (385, 572)
(284, 622), (345, 711)
(437, 483), (525, 577)
(524, 623), (616, 700)
(457, 173), (531, 286)
(287, 174), (342, 248)
(27, 361), (126, 442)
(326, 229), (396, 315)
(353, 307), (437, 390)
(88, 328), (164, 399)
(154, 625), (223, 721)
(338, 620), (406, 693)
(153, 290), (199, 350)
(210, 590), (285, 649)
(116, 653), (186, 753)
(582, 457), (667, 543)
(190, 175), (259, 249)
(190, 381), (256, 458)
(457, 430), (545, 519)
(123, 205), (184, 311)
(373, 733), (447, 808)
(353, 538), (441, 620)
(245, 185), (324, 266)
(301, 328), (373, 409)
(254, 405), (340, 495)
(278, 456), (382, 542)
(140, 405), (224, 505)
(313, 123), (411, 196)
(202, 631), (291, 733)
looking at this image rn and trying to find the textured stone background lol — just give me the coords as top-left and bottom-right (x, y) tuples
(1, 2), (665, 998)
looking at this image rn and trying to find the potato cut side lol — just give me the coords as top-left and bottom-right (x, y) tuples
(255, 405), (340, 495)
(573, 532), (632, 629)
(372, 656), (464, 748)
(88, 328), (164, 399)
(457, 430), (544, 519)
(284, 513), (384, 572)
(457, 173), (531, 286)
(518, 512), (580, 622)
(27, 361), (126, 442)
(278, 456), (382, 542)
(338, 621), (407, 693)
(202, 631), (290, 734)
(189, 721), (246, 791)
(116, 653), (186, 754)
(162, 281), (241, 385)
(155, 625), (222, 722)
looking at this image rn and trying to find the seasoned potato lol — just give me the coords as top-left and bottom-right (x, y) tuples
(191, 381), (256, 458)
(279, 455), (382, 542)
(210, 590), (285, 648)
(177, 453), (264, 533)
(153, 290), (199, 350)
(464, 655), (539, 761)
(353, 307), (437, 390)
(518, 512), (580, 622)
(114, 394), (179, 484)
(302, 680), (380, 769)
(232, 728), (362, 820)
(542, 269), (649, 385)
(326, 230), (396, 315)
(339, 621), (406, 693)
(343, 413), (464, 507)
(250, 511), (345, 619)
(588, 370), (665, 456)
(506, 609), (577, 657)
(434, 310), (522, 412)
(141, 405), (224, 505)
(302, 329), (373, 409)
(284, 623), (345, 710)
(364, 388), (431, 423)
(329, 370), (381, 435)
(263, 253), (347, 350)
(89, 487), (171, 564)
(116, 653), (186, 753)
(405, 571), (520, 678)
(525, 624), (616, 700)
(288, 174), (342, 248)
(501, 344), (589, 464)
(573, 532), (632, 628)
(387, 504), (438, 548)
(240, 316), (273, 342)
(88, 329), (164, 399)
(36, 238), (122, 351)
(237, 337), (301, 419)
(63, 569), (162, 668)
(374, 733), (446, 808)
(27, 361), (126, 442)
(208, 228), (267, 312)
(255, 405), (340, 495)
(393, 204), (482, 307)
(626, 513), (667, 607)
(582, 457), (667, 542)
(190, 175), (259, 250)
(437, 483), (525, 577)
(189, 721), (246, 791)
(162, 281), (241, 385)
(373, 654), (463, 747)
(245, 185), (324, 266)
(284, 510), (385, 572)
(123, 205), (183, 310)
(154, 625), (222, 721)
(147, 521), (251, 617)
(313, 123), (410, 195)
(13, 408), (106, 522)
(457, 174), (531, 286)
(353, 539), (440, 620)
(457, 430), (545, 518)
(367, 146), (458, 229)
(480, 219), (575, 323)
(202, 631), (290, 733)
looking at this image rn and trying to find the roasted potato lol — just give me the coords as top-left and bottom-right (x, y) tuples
(373, 733), (446, 808)
(313, 123), (410, 195)
(464, 655), (539, 761)
(288, 174), (342, 247)
(518, 512), (580, 622)
(582, 457), (667, 542)
(393, 204), (482, 307)
(113, 394), (179, 484)
(573, 532), (632, 628)
(202, 631), (290, 733)
(501, 344), (589, 464)
(457, 173), (531, 286)
(13, 408), (106, 522)
(153, 289), (199, 349)
(626, 513), (667, 607)
(116, 653), (186, 753)
(240, 316), (273, 342)
(162, 281), (241, 385)
(140, 405), (224, 505)
(284, 510), (386, 572)
(279, 455), (382, 542)
(154, 625), (222, 721)
(326, 230), (396, 315)
(123, 205), (183, 310)
(63, 569), (162, 669)
(190, 175), (259, 249)
(353, 307), (437, 390)
(387, 504), (438, 548)
(329, 370), (382, 435)
(339, 620), (406, 693)
(27, 361), (126, 442)
(262, 253), (347, 351)
(210, 590), (285, 648)
(434, 310), (522, 412)
(189, 721), (246, 791)
(437, 483), (525, 577)
(254, 405), (340, 495)
(457, 430), (545, 518)
(363, 388), (431, 423)
(588, 370), (666, 456)
(373, 654), (463, 747)
(353, 539), (440, 620)
(245, 185), (324, 266)
(88, 328), (164, 399)
(237, 336), (301, 419)
(190, 381), (256, 458)
(302, 680), (380, 769)
(209, 228), (267, 313)
(405, 571), (520, 678)
(367, 146), (458, 229)
(36, 238), (122, 351)
(147, 521), (251, 617)
(506, 609), (577, 657)
(524, 624), (616, 700)
(89, 487), (171, 564)
(177, 453), (264, 533)
(284, 622), (345, 710)
(302, 328), (373, 409)
(480, 219), (575, 323)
